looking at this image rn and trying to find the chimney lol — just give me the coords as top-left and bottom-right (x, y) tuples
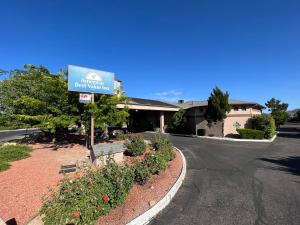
(178, 99), (184, 104)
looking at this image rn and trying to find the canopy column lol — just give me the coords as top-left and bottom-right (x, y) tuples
(160, 111), (165, 133)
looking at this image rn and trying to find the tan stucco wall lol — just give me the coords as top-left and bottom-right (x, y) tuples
(224, 106), (262, 136)
(224, 115), (252, 137)
(186, 105), (262, 137)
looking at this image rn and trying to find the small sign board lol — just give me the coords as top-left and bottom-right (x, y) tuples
(79, 93), (92, 103)
(68, 65), (115, 94)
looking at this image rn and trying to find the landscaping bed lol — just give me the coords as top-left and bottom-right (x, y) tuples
(96, 150), (182, 225)
(0, 143), (87, 225)
(38, 135), (182, 225)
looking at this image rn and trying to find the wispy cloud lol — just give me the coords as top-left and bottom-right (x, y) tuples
(152, 89), (184, 102)
(154, 90), (182, 97)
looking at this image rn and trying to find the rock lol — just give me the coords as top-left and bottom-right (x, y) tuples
(149, 200), (156, 207)
(150, 185), (154, 190)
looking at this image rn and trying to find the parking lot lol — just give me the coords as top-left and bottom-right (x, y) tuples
(147, 123), (300, 225)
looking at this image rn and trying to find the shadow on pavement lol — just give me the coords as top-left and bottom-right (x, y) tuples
(259, 156), (300, 176)
(277, 132), (300, 139)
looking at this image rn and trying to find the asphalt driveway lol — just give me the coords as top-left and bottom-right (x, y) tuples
(147, 123), (300, 225)
(0, 129), (40, 142)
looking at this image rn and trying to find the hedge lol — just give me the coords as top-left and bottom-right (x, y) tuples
(251, 115), (276, 139)
(237, 128), (265, 139)
(197, 129), (206, 136)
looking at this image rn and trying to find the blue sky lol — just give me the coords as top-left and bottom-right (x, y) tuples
(1, 0), (299, 110)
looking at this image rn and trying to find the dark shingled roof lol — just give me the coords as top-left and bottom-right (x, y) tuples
(128, 97), (179, 108)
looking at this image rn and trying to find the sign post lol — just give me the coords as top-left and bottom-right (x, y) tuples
(90, 93), (95, 146)
(67, 65), (115, 149)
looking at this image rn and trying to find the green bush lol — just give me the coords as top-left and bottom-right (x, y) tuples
(197, 129), (206, 136)
(145, 151), (168, 175)
(41, 170), (112, 225)
(152, 135), (173, 151)
(115, 132), (128, 140)
(125, 134), (146, 156)
(157, 149), (175, 162)
(251, 115), (276, 139)
(132, 160), (151, 185)
(237, 128), (265, 139)
(102, 158), (134, 207)
(41, 157), (134, 225)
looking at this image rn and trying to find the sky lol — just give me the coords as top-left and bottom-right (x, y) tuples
(1, 0), (300, 110)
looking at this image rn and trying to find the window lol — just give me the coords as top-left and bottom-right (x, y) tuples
(242, 106), (247, 111)
(233, 107), (239, 111)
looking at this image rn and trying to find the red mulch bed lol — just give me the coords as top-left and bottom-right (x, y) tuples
(0, 143), (87, 225)
(0, 143), (182, 225)
(96, 149), (182, 225)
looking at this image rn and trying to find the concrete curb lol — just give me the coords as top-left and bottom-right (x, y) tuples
(0, 128), (39, 133)
(126, 147), (187, 225)
(197, 134), (277, 143)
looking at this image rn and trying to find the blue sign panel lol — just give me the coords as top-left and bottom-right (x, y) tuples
(68, 65), (115, 94)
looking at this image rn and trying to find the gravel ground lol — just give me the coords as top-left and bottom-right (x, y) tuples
(96, 149), (183, 225)
(0, 143), (88, 225)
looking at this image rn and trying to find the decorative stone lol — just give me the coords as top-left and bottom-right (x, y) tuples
(149, 200), (156, 207)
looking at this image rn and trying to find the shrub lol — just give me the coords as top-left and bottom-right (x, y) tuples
(102, 158), (134, 207)
(115, 132), (128, 140)
(132, 160), (151, 185)
(251, 115), (276, 139)
(41, 170), (113, 225)
(157, 149), (175, 162)
(145, 151), (168, 175)
(152, 135), (172, 151)
(41, 157), (134, 225)
(170, 108), (188, 133)
(125, 134), (146, 156)
(237, 128), (265, 139)
(197, 129), (206, 136)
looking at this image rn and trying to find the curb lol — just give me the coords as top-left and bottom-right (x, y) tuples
(197, 134), (277, 143)
(126, 147), (187, 225)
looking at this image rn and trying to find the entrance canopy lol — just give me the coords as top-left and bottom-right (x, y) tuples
(117, 97), (179, 133)
(117, 97), (179, 112)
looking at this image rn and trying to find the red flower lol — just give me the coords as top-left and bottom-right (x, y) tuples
(64, 189), (72, 193)
(73, 210), (80, 218)
(102, 194), (110, 202)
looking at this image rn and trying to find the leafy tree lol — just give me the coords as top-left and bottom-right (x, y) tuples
(0, 65), (129, 139)
(0, 65), (79, 135)
(251, 114), (276, 139)
(205, 86), (231, 122)
(265, 98), (289, 127)
(83, 86), (129, 138)
(170, 108), (187, 133)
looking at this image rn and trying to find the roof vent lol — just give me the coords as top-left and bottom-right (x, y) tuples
(178, 99), (184, 104)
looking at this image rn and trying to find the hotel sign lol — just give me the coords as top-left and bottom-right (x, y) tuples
(68, 65), (115, 94)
